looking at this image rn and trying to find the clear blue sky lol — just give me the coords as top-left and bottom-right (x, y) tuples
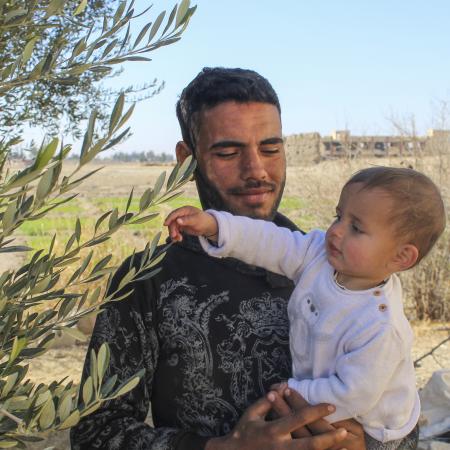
(32, 0), (450, 156)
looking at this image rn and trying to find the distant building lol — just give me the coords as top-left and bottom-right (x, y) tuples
(285, 129), (450, 165)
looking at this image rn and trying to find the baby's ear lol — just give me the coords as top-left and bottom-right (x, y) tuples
(392, 244), (419, 271)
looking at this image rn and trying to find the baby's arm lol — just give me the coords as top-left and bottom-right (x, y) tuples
(198, 210), (323, 280)
(288, 323), (407, 424)
(166, 207), (319, 279)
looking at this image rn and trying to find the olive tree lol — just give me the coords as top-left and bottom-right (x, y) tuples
(0, 0), (196, 446)
(0, 0), (124, 140)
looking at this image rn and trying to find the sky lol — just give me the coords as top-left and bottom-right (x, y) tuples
(28, 0), (450, 156)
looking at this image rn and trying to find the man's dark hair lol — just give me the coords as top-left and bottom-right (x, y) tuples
(176, 67), (281, 150)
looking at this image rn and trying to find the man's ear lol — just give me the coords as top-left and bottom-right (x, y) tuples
(175, 141), (193, 164)
(391, 244), (419, 271)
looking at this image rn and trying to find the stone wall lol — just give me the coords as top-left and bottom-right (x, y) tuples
(284, 129), (450, 166)
(284, 132), (323, 165)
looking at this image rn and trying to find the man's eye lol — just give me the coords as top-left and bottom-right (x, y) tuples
(262, 147), (280, 154)
(215, 151), (238, 158)
(333, 214), (341, 222)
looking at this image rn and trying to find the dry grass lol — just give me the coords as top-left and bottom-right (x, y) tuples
(286, 155), (450, 320)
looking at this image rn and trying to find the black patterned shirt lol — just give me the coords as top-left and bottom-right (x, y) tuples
(70, 213), (298, 450)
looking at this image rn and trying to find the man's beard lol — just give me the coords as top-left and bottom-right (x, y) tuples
(194, 166), (285, 220)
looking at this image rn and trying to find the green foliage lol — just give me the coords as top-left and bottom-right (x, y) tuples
(0, 0), (119, 142)
(0, 0), (196, 446)
(0, 151), (196, 447)
(0, 0), (197, 146)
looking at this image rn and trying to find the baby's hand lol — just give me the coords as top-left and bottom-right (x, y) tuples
(164, 206), (218, 242)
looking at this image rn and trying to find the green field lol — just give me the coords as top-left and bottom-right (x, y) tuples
(21, 194), (314, 260)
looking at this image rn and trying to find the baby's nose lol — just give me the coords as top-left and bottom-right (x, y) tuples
(329, 221), (344, 238)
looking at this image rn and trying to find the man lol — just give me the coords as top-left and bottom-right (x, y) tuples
(71, 67), (361, 449)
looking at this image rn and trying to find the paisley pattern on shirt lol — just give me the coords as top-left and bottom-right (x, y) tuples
(157, 277), (290, 436)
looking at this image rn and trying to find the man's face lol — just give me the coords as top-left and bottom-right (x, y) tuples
(192, 101), (286, 220)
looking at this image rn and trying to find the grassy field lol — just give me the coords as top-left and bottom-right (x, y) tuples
(21, 194), (307, 255)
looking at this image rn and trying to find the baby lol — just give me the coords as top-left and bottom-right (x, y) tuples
(165, 166), (446, 448)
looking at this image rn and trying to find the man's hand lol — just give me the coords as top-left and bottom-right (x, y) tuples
(269, 384), (366, 450)
(328, 419), (366, 450)
(164, 206), (218, 242)
(205, 396), (347, 450)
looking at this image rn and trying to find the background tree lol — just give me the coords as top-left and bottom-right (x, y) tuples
(0, 0), (196, 446)
(0, 0), (168, 143)
(109, 150), (174, 163)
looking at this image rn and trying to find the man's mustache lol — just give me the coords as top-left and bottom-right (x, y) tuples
(227, 180), (276, 195)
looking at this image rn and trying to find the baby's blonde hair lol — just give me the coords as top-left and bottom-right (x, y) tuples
(344, 166), (446, 265)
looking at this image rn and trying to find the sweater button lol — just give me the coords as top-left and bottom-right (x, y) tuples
(379, 303), (388, 312)
(373, 290), (382, 296)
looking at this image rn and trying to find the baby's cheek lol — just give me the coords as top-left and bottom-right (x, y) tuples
(345, 244), (367, 266)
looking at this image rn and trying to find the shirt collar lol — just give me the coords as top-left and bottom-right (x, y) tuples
(176, 212), (300, 288)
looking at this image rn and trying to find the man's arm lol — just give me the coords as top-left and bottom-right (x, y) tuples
(70, 256), (193, 449)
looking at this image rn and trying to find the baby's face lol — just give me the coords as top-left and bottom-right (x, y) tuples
(325, 183), (401, 290)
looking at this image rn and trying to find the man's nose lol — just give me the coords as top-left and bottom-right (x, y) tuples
(240, 147), (267, 180)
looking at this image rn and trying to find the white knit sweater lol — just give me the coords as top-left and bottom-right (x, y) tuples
(199, 210), (420, 442)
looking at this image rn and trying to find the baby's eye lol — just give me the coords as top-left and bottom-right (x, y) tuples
(351, 223), (363, 233)
(333, 214), (341, 222)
